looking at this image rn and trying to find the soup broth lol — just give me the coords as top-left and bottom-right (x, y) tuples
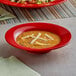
(16, 30), (61, 49)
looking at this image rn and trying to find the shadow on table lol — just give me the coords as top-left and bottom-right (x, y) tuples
(0, 43), (61, 66)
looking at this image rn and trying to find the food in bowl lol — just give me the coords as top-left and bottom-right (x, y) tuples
(10, 0), (54, 4)
(16, 30), (61, 49)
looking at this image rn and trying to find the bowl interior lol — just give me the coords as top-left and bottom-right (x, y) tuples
(5, 23), (71, 53)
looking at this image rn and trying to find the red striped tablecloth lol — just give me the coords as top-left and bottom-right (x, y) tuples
(0, 0), (76, 24)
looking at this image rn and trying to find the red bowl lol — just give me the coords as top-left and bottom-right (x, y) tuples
(0, 0), (66, 8)
(5, 23), (71, 54)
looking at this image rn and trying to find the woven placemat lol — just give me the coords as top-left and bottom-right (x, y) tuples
(0, 0), (76, 25)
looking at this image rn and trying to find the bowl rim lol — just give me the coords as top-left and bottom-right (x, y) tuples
(5, 22), (72, 53)
(0, 0), (66, 8)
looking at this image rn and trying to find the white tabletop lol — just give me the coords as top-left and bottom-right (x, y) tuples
(0, 17), (76, 76)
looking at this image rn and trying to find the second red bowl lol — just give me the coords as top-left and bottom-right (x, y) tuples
(5, 23), (71, 54)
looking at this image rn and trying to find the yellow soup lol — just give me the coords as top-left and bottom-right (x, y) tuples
(16, 31), (61, 49)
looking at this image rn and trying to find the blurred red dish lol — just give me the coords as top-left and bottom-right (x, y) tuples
(0, 0), (66, 8)
(5, 23), (71, 54)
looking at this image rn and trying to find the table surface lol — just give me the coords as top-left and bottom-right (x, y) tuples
(0, 17), (76, 76)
